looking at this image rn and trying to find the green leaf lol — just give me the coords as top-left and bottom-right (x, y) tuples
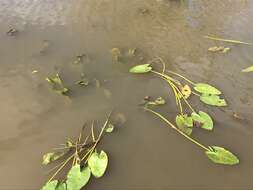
(88, 150), (108, 178)
(242, 65), (253, 72)
(105, 124), (114, 133)
(191, 111), (213, 130)
(46, 73), (69, 95)
(42, 180), (58, 190)
(129, 64), (152, 74)
(56, 183), (66, 190)
(66, 164), (91, 190)
(176, 115), (193, 136)
(200, 94), (227, 106)
(205, 146), (239, 165)
(146, 97), (166, 106)
(42, 152), (66, 165)
(194, 83), (221, 95)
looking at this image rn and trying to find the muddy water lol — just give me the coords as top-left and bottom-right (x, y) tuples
(0, 0), (253, 189)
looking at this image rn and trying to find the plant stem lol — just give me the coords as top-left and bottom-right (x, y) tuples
(145, 108), (209, 151)
(166, 70), (196, 85)
(151, 70), (181, 85)
(204, 35), (253, 45)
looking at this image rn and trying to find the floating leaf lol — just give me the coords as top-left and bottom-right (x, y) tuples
(176, 115), (193, 136)
(208, 46), (230, 53)
(66, 164), (91, 190)
(88, 150), (108, 178)
(146, 97), (166, 106)
(191, 111), (213, 130)
(42, 180), (58, 190)
(129, 64), (152, 74)
(180, 84), (191, 99)
(194, 83), (221, 95)
(105, 124), (114, 133)
(200, 94), (227, 106)
(205, 146), (239, 165)
(56, 182), (67, 190)
(242, 65), (253, 73)
(42, 152), (66, 165)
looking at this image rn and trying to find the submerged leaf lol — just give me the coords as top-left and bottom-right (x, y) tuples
(105, 124), (114, 133)
(42, 152), (66, 165)
(180, 84), (191, 99)
(176, 115), (193, 136)
(146, 97), (166, 106)
(194, 83), (221, 95)
(191, 111), (213, 130)
(242, 65), (253, 73)
(129, 64), (152, 74)
(205, 146), (239, 165)
(46, 74), (69, 95)
(66, 164), (91, 190)
(200, 94), (227, 106)
(88, 150), (108, 178)
(42, 180), (58, 190)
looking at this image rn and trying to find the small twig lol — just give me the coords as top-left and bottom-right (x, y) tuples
(204, 35), (253, 45)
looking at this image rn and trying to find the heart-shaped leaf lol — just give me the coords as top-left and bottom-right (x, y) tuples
(191, 111), (213, 130)
(66, 164), (91, 190)
(194, 83), (221, 95)
(129, 64), (152, 74)
(176, 115), (193, 136)
(205, 146), (239, 165)
(242, 65), (253, 73)
(88, 150), (108, 178)
(200, 94), (227, 106)
(42, 152), (66, 165)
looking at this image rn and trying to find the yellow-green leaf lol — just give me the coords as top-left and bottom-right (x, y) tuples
(200, 94), (227, 106)
(42, 152), (66, 165)
(88, 150), (108, 178)
(194, 83), (221, 95)
(206, 146), (239, 165)
(129, 64), (152, 73)
(191, 111), (213, 130)
(42, 180), (58, 190)
(242, 65), (253, 73)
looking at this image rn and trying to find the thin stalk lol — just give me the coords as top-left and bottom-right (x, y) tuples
(166, 70), (196, 85)
(204, 35), (253, 45)
(151, 70), (181, 85)
(145, 108), (209, 151)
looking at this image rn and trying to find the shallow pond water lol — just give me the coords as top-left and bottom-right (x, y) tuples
(0, 0), (253, 189)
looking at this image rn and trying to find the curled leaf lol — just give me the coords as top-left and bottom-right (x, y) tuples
(129, 64), (152, 74)
(200, 94), (227, 107)
(194, 83), (221, 95)
(46, 73), (69, 95)
(191, 111), (213, 130)
(180, 84), (191, 99)
(242, 65), (253, 73)
(105, 124), (114, 133)
(42, 152), (66, 165)
(205, 146), (239, 165)
(88, 150), (108, 178)
(66, 164), (91, 190)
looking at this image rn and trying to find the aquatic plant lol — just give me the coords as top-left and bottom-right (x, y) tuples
(129, 59), (239, 165)
(41, 113), (113, 190)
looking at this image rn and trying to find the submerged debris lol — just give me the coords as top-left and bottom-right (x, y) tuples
(111, 48), (121, 62)
(242, 65), (253, 73)
(208, 46), (230, 53)
(6, 28), (18, 36)
(46, 73), (69, 95)
(204, 35), (253, 45)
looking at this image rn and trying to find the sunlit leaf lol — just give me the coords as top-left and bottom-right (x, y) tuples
(242, 65), (253, 73)
(42, 180), (58, 190)
(205, 146), (239, 165)
(194, 83), (221, 95)
(180, 84), (191, 99)
(191, 111), (213, 130)
(88, 150), (108, 178)
(105, 124), (114, 133)
(42, 152), (66, 165)
(66, 164), (91, 190)
(56, 182), (67, 190)
(200, 94), (227, 106)
(176, 115), (193, 136)
(129, 64), (152, 74)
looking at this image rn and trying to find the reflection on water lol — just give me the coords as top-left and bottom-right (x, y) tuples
(0, 0), (253, 189)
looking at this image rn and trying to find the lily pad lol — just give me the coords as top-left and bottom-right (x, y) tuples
(200, 94), (227, 107)
(242, 65), (253, 73)
(66, 164), (91, 190)
(129, 64), (152, 74)
(42, 152), (66, 165)
(88, 150), (108, 178)
(194, 83), (221, 95)
(42, 180), (58, 190)
(205, 146), (239, 165)
(176, 115), (193, 136)
(191, 111), (213, 130)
